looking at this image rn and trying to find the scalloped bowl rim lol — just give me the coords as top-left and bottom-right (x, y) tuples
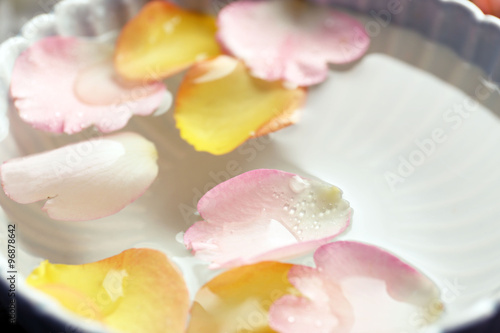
(0, 0), (499, 332)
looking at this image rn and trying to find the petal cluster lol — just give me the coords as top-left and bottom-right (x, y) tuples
(270, 241), (444, 333)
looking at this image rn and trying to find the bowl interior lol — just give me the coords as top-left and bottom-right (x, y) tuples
(1, 2), (500, 332)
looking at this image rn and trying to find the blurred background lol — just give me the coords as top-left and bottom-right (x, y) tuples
(0, 0), (499, 332)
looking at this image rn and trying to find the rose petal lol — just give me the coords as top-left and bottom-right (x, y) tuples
(175, 56), (307, 155)
(0, 132), (158, 221)
(187, 261), (300, 333)
(184, 169), (352, 268)
(10, 36), (169, 134)
(27, 248), (190, 333)
(114, 0), (221, 81)
(472, 0), (500, 16)
(270, 241), (444, 333)
(217, 0), (370, 86)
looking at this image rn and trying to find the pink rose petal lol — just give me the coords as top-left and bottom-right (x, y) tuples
(10, 36), (170, 134)
(0, 132), (159, 221)
(184, 169), (352, 268)
(270, 241), (444, 333)
(217, 0), (370, 86)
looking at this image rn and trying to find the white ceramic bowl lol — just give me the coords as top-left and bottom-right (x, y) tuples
(0, 0), (500, 332)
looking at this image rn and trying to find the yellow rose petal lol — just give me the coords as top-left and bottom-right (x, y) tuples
(175, 56), (307, 155)
(187, 262), (300, 333)
(114, 0), (220, 81)
(27, 248), (189, 333)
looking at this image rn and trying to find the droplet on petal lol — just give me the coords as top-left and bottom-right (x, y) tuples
(27, 248), (190, 333)
(10, 36), (169, 134)
(269, 241), (444, 333)
(0, 132), (159, 221)
(114, 0), (221, 81)
(218, 0), (370, 86)
(187, 261), (300, 333)
(184, 169), (352, 268)
(175, 56), (307, 155)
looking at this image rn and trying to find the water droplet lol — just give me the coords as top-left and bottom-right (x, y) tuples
(175, 232), (184, 244)
(315, 225), (320, 229)
(293, 225), (298, 231)
(283, 204), (290, 211)
(288, 316), (295, 323)
(298, 210), (305, 218)
(325, 209), (331, 215)
(289, 175), (310, 193)
(319, 212), (324, 218)
(289, 207), (296, 215)
(297, 229), (302, 234)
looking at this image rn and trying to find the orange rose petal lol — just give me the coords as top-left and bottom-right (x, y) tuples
(175, 56), (307, 155)
(187, 262), (301, 333)
(27, 248), (190, 333)
(114, 0), (221, 81)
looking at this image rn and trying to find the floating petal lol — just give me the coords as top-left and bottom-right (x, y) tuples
(472, 0), (500, 16)
(184, 169), (352, 268)
(217, 0), (370, 86)
(114, 0), (220, 81)
(175, 56), (306, 155)
(0, 132), (158, 221)
(187, 261), (300, 333)
(27, 248), (190, 333)
(270, 241), (444, 333)
(10, 36), (169, 134)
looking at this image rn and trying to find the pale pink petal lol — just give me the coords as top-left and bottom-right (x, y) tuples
(10, 36), (170, 134)
(184, 169), (352, 268)
(0, 132), (158, 221)
(269, 241), (444, 333)
(217, 0), (370, 86)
